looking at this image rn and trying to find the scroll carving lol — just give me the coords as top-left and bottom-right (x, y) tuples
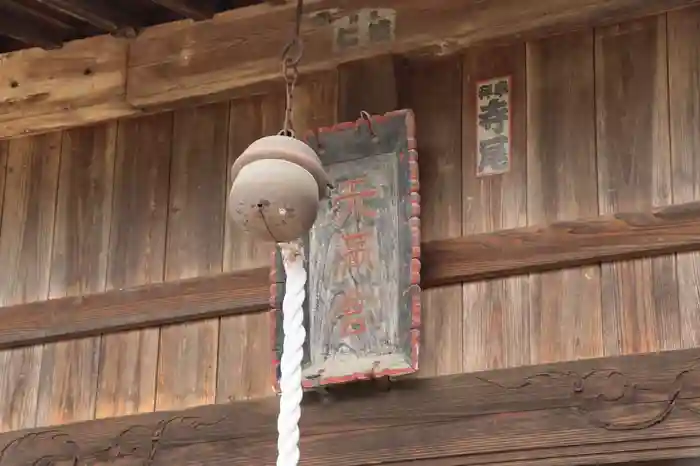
(1, 351), (700, 465)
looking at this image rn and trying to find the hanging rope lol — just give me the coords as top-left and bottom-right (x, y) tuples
(277, 241), (306, 466)
(277, 2), (306, 466)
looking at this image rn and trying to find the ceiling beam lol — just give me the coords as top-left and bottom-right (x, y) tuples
(0, 34), (130, 139)
(126, 0), (700, 109)
(150, 0), (219, 20)
(3, 0), (75, 33)
(0, 4), (67, 49)
(2, 0), (700, 139)
(33, 0), (136, 35)
(1, 347), (699, 465)
(1, 199), (700, 351)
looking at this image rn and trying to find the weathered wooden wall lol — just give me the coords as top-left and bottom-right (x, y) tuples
(0, 6), (699, 434)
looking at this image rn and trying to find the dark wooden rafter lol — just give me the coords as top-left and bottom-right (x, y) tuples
(0, 2), (69, 49)
(33, 0), (137, 36)
(149, 0), (219, 20)
(3, 0), (76, 33)
(2, 200), (700, 351)
(1, 347), (700, 465)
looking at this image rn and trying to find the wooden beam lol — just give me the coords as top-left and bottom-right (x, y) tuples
(0, 266), (270, 351)
(2, 201), (700, 351)
(150, 0), (218, 20)
(127, 0), (700, 110)
(1, 348), (700, 465)
(2, 0), (700, 139)
(423, 200), (700, 287)
(0, 34), (132, 139)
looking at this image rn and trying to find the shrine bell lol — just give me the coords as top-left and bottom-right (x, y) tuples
(227, 134), (330, 243)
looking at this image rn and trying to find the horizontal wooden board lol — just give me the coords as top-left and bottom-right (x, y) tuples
(423, 200), (700, 286)
(1, 347), (700, 465)
(0, 34), (132, 139)
(2, 200), (700, 350)
(0, 267), (270, 350)
(2, 0), (700, 139)
(126, 0), (700, 109)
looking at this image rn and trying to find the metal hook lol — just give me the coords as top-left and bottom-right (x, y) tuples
(358, 110), (378, 142)
(278, 128), (296, 138)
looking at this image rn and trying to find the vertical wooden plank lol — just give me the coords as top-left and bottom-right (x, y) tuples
(596, 16), (680, 355)
(396, 57), (463, 376)
(218, 96), (271, 403)
(35, 124), (116, 427)
(527, 32), (603, 364)
(96, 113), (172, 418)
(0, 134), (61, 432)
(461, 44), (529, 372)
(0, 141), (6, 224)
(157, 103), (228, 410)
(217, 73), (337, 402)
(338, 57), (397, 119)
(293, 72), (339, 136)
(669, 7), (700, 349)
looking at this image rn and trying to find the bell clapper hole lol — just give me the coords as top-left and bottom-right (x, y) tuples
(278, 128), (296, 138)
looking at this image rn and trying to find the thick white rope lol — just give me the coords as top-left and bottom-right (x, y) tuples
(277, 240), (306, 466)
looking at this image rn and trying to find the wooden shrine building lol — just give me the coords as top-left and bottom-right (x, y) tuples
(1, 0), (700, 464)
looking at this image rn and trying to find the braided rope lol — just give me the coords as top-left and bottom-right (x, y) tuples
(277, 241), (306, 466)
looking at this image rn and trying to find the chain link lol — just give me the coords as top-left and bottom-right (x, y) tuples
(280, 0), (304, 137)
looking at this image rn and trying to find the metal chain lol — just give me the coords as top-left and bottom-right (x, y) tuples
(280, 0), (304, 137)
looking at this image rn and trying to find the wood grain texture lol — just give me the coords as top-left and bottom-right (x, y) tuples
(595, 15), (681, 355)
(668, 6), (700, 349)
(35, 123), (116, 428)
(396, 57), (463, 377)
(0, 133), (61, 432)
(338, 57), (398, 120)
(0, 141), (6, 223)
(527, 31), (603, 364)
(126, 0), (700, 111)
(96, 113), (172, 418)
(2, 0), (699, 140)
(218, 73), (338, 402)
(0, 265), (270, 351)
(3, 347), (700, 465)
(4, 198), (700, 352)
(157, 103), (228, 410)
(218, 95), (275, 403)
(461, 44), (529, 372)
(0, 35), (131, 139)
(288, 111), (418, 384)
(423, 201), (700, 287)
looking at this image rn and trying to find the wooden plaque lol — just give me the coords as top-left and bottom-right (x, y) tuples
(270, 109), (421, 390)
(476, 75), (512, 177)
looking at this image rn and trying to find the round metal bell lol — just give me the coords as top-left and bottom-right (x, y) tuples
(227, 135), (329, 243)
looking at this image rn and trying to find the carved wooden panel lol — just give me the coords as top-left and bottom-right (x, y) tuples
(2, 347), (700, 465)
(271, 109), (421, 389)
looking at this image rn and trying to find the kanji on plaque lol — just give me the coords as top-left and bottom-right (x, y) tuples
(271, 110), (422, 389)
(340, 231), (372, 273)
(476, 76), (511, 176)
(333, 177), (378, 226)
(338, 290), (368, 337)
